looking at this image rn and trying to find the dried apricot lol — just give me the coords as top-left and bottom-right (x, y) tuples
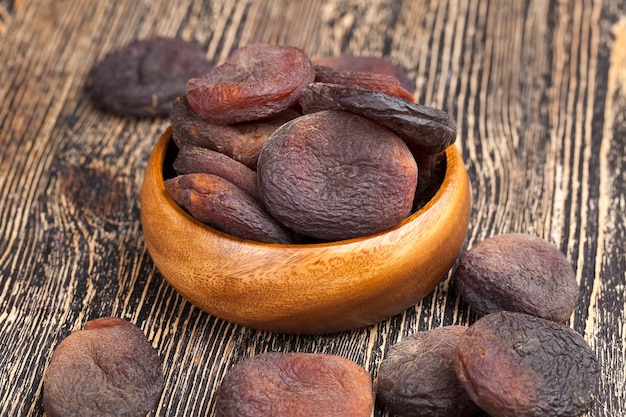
(412, 151), (447, 211)
(314, 55), (415, 92)
(454, 311), (599, 417)
(186, 44), (315, 124)
(454, 233), (579, 323)
(300, 82), (457, 155)
(257, 110), (418, 241)
(216, 352), (373, 417)
(173, 146), (261, 201)
(313, 65), (415, 101)
(170, 95), (299, 169)
(42, 317), (164, 417)
(165, 173), (293, 243)
(89, 37), (212, 117)
(377, 326), (482, 417)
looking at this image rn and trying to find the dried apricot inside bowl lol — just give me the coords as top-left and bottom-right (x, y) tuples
(140, 128), (471, 334)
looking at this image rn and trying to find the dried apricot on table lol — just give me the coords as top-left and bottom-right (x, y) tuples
(216, 352), (373, 417)
(454, 233), (579, 323)
(454, 311), (599, 417)
(89, 37), (212, 117)
(377, 326), (482, 417)
(257, 110), (418, 241)
(186, 44), (315, 124)
(42, 317), (164, 417)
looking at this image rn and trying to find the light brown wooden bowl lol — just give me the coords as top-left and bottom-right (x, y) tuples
(140, 127), (471, 334)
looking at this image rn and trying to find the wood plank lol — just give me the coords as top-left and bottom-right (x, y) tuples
(0, 0), (623, 415)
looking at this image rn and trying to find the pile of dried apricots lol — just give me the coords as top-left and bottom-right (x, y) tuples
(41, 38), (599, 417)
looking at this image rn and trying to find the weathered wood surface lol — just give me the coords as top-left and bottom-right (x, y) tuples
(0, 0), (624, 415)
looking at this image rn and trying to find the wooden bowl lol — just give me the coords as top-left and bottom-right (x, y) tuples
(140, 127), (471, 334)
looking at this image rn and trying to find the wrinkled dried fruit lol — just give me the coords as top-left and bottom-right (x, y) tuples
(454, 233), (579, 323)
(454, 311), (598, 417)
(257, 110), (417, 241)
(42, 317), (164, 417)
(173, 146), (261, 201)
(313, 65), (415, 101)
(377, 326), (482, 417)
(216, 352), (373, 417)
(89, 37), (213, 117)
(412, 151), (447, 211)
(186, 44), (315, 124)
(300, 82), (457, 155)
(165, 173), (293, 243)
(170, 95), (300, 169)
(314, 55), (414, 92)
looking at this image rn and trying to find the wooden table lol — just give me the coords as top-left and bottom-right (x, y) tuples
(1, 0), (624, 415)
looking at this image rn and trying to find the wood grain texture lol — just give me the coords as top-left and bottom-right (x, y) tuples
(0, 0), (624, 416)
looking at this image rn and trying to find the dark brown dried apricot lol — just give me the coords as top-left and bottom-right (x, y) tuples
(216, 352), (373, 417)
(173, 146), (261, 201)
(412, 151), (447, 211)
(454, 311), (599, 417)
(170, 95), (299, 169)
(165, 173), (293, 243)
(186, 44), (315, 124)
(300, 82), (457, 155)
(313, 65), (415, 101)
(377, 326), (482, 417)
(454, 233), (579, 323)
(314, 55), (415, 92)
(257, 110), (418, 241)
(89, 37), (213, 117)
(42, 317), (164, 417)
